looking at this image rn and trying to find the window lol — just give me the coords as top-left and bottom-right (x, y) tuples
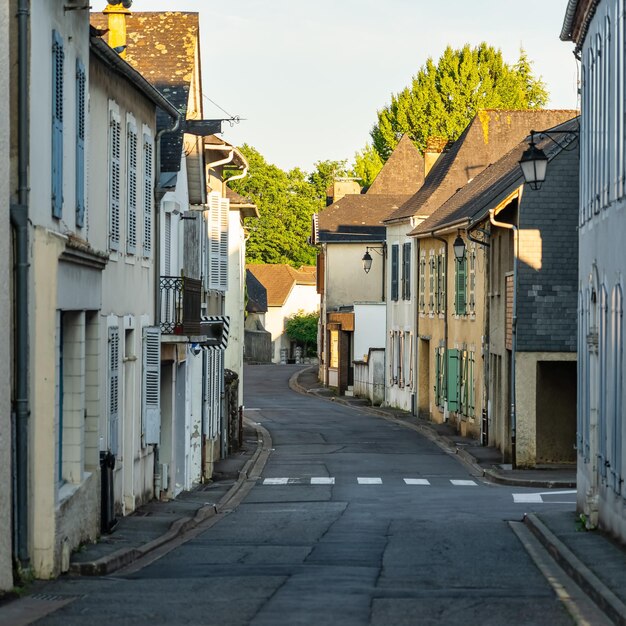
(436, 250), (446, 314)
(329, 330), (339, 369)
(397, 331), (404, 387)
(610, 284), (623, 493)
(455, 252), (467, 316)
(52, 30), (64, 219)
(126, 117), (138, 254)
(75, 59), (86, 227)
(108, 325), (120, 456)
(402, 242), (411, 300)
(108, 102), (121, 251)
(460, 349), (475, 418)
(419, 254), (426, 313)
(143, 129), (154, 257)
(390, 244), (399, 301)
(435, 345), (445, 407)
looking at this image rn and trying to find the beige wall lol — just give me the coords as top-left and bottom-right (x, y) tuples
(0, 0), (12, 591)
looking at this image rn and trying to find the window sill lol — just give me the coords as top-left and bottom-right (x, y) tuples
(58, 471), (92, 506)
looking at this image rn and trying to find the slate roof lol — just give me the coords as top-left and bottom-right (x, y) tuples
(245, 270), (268, 313)
(411, 116), (580, 236)
(384, 109), (579, 224)
(246, 265), (316, 307)
(367, 135), (424, 195)
(317, 194), (411, 243)
(91, 11), (200, 173)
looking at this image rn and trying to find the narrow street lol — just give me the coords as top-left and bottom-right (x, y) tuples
(32, 365), (578, 625)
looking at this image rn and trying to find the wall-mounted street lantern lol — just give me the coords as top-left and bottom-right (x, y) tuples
(519, 128), (579, 191)
(361, 245), (385, 273)
(452, 233), (466, 262)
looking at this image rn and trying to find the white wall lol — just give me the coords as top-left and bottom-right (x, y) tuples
(0, 0), (12, 592)
(354, 303), (386, 362)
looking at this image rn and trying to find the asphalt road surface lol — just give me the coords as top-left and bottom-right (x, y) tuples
(32, 364), (578, 626)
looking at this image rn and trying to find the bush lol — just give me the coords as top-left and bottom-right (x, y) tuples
(285, 310), (318, 356)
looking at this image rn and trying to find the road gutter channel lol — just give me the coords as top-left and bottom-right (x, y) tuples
(71, 416), (273, 577)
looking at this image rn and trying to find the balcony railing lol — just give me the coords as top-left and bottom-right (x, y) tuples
(159, 276), (202, 336)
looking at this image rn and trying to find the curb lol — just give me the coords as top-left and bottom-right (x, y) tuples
(70, 416), (272, 576)
(524, 513), (626, 626)
(290, 368), (575, 489)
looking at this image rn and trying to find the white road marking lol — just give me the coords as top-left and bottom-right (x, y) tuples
(514, 493), (544, 503)
(404, 478), (431, 485)
(263, 478), (289, 485)
(450, 479), (478, 486)
(310, 477), (335, 484)
(357, 477), (383, 484)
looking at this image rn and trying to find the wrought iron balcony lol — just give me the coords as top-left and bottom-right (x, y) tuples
(159, 276), (202, 336)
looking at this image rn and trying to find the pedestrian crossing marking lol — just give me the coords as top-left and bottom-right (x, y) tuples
(404, 478), (431, 485)
(263, 478), (289, 485)
(357, 477), (383, 484)
(310, 477), (335, 485)
(513, 493), (543, 503)
(450, 479), (477, 486)
(513, 489), (576, 504)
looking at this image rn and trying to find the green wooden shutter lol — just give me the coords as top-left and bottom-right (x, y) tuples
(456, 257), (467, 315)
(469, 350), (475, 417)
(391, 245), (399, 301)
(435, 345), (441, 405)
(51, 30), (64, 219)
(447, 349), (459, 411)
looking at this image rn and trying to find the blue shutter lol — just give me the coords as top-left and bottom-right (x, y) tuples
(51, 30), (64, 219)
(75, 59), (85, 227)
(447, 349), (459, 411)
(142, 326), (161, 445)
(108, 326), (120, 456)
(403, 242), (411, 300)
(391, 245), (399, 301)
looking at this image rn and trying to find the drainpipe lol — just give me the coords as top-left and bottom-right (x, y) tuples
(10, 0), (31, 571)
(432, 232), (449, 420)
(489, 208), (518, 468)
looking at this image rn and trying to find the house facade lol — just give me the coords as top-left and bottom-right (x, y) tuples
(562, 0), (626, 541)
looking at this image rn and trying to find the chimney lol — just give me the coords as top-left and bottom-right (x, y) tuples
(327, 179), (361, 205)
(103, 2), (132, 60)
(424, 137), (450, 178)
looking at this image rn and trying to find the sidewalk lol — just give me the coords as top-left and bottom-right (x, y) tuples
(291, 366), (626, 626)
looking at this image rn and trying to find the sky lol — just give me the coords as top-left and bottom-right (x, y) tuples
(98, 1), (578, 174)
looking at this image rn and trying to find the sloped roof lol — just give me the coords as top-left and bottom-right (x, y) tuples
(384, 109), (579, 224)
(367, 135), (424, 195)
(246, 264), (316, 307)
(91, 11), (200, 173)
(245, 269), (268, 313)
(317, 194), (411, 243)
(411, 116), (580, 236)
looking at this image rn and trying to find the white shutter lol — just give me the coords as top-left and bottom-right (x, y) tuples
(108, 326), (120, 455)
(208, 191), (222, 291)
(219, 197), (230, 291)
(143, 132), (154, 257)
(164, 212), (172, 275)
(126, 119), (138, 255)
(142, 326), (161, 445)
(109, 105), (121, 251)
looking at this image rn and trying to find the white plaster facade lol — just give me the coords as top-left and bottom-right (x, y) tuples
(354, 303), (386, 363)
(0, 0), (13, 592)
(563, 0), (626, 542)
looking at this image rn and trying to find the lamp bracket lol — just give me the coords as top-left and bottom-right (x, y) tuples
(528, 128), (579, 153)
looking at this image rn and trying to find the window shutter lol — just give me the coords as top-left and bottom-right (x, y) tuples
(108, 326), (120, 455)
(126, 121), (138, 255)
(456, 257), (467, 315)
(402, 242), (411, 300)
(109, 106), (121, 251)
(469, 350), (475, 418)
(435, 346), (441, 405)
(164, 212), (172, 275)
(447, 349), (459, 411)
(429, 255), (435, 312)
(391, 245), (399, 301)
(208, 191), (222, 291)
(142, 326), (161, 445)
(143, 132), (154, 257)
(51, 30), (64, 219)
(419, 256), (426, 312)
(219, 197), (230, 291)
(75, 59), (85, 227)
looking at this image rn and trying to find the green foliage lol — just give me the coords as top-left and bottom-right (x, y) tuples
(228, 145), (319, 267)
(284, 310), (319, 355)
(353, 143), (384, 189)
(371, 44), (548, 160)
(308, 159), (350, 208)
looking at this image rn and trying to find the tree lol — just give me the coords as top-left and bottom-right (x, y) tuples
(370, 44), (548, 160)
(227, 145), (319, 267)
(285, 310), (319, 356)
(353, 143), (384, 190)
(308, 159), (350, 208)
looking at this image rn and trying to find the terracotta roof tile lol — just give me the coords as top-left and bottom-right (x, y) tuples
(384, 109), (579, 224)
(246, 264), (316, 306)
